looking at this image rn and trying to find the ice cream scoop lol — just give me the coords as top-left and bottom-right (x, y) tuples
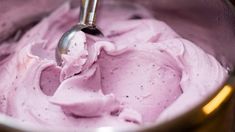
(56, 0), (102, 65)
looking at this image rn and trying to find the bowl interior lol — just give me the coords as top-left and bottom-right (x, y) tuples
(0, 0), (235, 131)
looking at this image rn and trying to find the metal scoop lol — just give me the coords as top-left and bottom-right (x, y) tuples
(55, 0), (102, 65)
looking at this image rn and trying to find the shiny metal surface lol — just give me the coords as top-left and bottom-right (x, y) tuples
(80, 0), (99, 25)
(56, 0), (102, 65)
(55, 24), (88, 65)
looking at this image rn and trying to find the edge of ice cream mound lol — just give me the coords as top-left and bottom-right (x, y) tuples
(0, 2), (227, 129)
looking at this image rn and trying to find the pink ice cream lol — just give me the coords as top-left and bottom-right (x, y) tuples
(0, 1), (227, 130)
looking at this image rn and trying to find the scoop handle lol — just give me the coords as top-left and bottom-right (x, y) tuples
(79, 0), (99, 26)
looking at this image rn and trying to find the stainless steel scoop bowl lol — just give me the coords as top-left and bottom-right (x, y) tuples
(56, 0), (103, 66)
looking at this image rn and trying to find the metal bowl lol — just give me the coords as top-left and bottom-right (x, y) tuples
(0, 0), (235, 131)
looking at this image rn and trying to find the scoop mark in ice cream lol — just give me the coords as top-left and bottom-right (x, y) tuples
(40, 66), (60, 96)
(129, 14), (143, 20)
(0, 2), (227, 129)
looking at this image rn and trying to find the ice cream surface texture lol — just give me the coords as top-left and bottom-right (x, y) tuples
(0, 2), (227, 130)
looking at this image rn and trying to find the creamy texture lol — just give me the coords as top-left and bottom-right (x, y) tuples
(0, 2), (227, 130)
(0, 0), (66, 43)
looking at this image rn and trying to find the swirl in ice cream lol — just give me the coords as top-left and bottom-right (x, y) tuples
(0, 2), (227, 130)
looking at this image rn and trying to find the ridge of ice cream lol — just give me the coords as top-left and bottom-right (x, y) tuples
(0, 2), (227, 130)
